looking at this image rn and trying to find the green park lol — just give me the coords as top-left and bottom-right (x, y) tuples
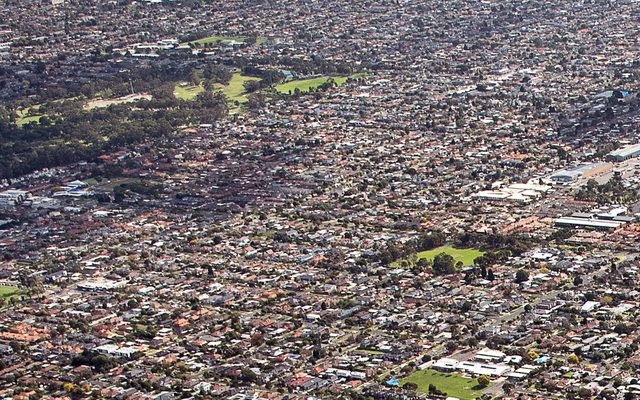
(173, 72), (260, 113)
(275, 73), (365, 94)
(399, 369), (488, 400)
(391, 245), (485, 268)
(0, 285), (21, 306)
(275, 76), (350, 94)
(183, 36), (267, 46)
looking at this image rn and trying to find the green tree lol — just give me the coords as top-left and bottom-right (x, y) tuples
(433, 253), (456, 275)
(568, 354), (580, 364)
(487, 269), (495, 281)
(189, 70), (201, 87)
(477, 375), (491, 388)
(515, 269), (529, 283)
(402, 382), (418, 391)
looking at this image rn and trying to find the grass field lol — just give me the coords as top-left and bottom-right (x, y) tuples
(392, 245), (484, 268)
(174, 83), (204, 100)
(360, 349), (384, 355)
(400, 370), (486, 400)
(84, 94), (152, 110)
(16, 105), (43, 126)
(215, 73), (260, 106)
(174, 73), (260, 114)
(275, 76), (351, 94)
(16, 115), (42, 126)
(184, 36), (267, 46)
(0, 286), (20, 305)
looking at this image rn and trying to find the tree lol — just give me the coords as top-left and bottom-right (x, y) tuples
(63, 383), (76, 392)
(477, 375), (491, 388)
(402, 382), (418, 391)
(243, 80), (261, 93)
(503, 381), (514, 394)
(241, 367), (258, 383)
(433, 253), (456, 275)
(568, 354), (580, 364)
(577, 387), (592, 399)
(203, 79), (213, 93)
(189, 70), (201, 87)
(487, 269), (495, 281)
(246, 93), (266, 111)
(515, 269), (529, 283)
(573, 275), (583, 286)
(428, 384), (446, 396)
(203, 64), (233, 84)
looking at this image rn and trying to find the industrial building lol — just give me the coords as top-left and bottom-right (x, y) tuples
(607, 144), (640, 162)
(431, 356), (512, 377)
(0, 190), (30, 209)
(471, 182), (551, 203)
(554, 210), (635, 231)
(550, 162), (612, 183)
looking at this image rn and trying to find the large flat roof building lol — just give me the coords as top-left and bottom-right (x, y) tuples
(607, 144), (640, 162)
(554, 217), (624, 231)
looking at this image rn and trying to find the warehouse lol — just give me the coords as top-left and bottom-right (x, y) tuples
(550, 163), (612, 183)
(554, 217), (625, 231)
(607, 144), (640, 162)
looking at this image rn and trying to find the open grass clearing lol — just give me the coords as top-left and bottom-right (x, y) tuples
(275, 73), (366, 94)
(16, 105), (43, 126)
(399, 369), (488, 400)
(391, 245), (485, 268)
(214, 72), (260, 104)
(174, 73), (259, 114)
(359, 349), (384, 355)
(174, 83), (204, 100)
(0, 286), (21, 305)
(183, 36), (267, 46)
(84, 94), (152, 110)
(275, 76), (349, 94)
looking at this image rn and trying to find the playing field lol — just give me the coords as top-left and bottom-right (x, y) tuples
(275, 76), (350, 94)
(215, 73), (260, 105)
(400, 370), (486, 400)
(184, 36), (267, 46)
(173, 73), (260, 114)
(16, 105), (43, 126)
(392, 245), (484, 268)
(16, 115), (42, 126)
(0, 286), (20, 305)
(174, 83), (204, 100)
(84, 94), (152, 110)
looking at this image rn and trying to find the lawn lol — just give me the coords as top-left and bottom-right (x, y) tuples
(399, 370), (487, 400)
(215, 72), (260, 105)
(0, 286), (21, 306)
(275, 76), (350, 94)
(174, 73), (260, 114)
(213, 72), (260, 113)
(183, 36), (267, 46)
(174, 83), (204, 100)
(16, 115), (42, 126)
(16, 105), (43, 126)
(392, 245), (485, 268)
(84, 94), (152, 110)
(360, 349), (384, 355)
